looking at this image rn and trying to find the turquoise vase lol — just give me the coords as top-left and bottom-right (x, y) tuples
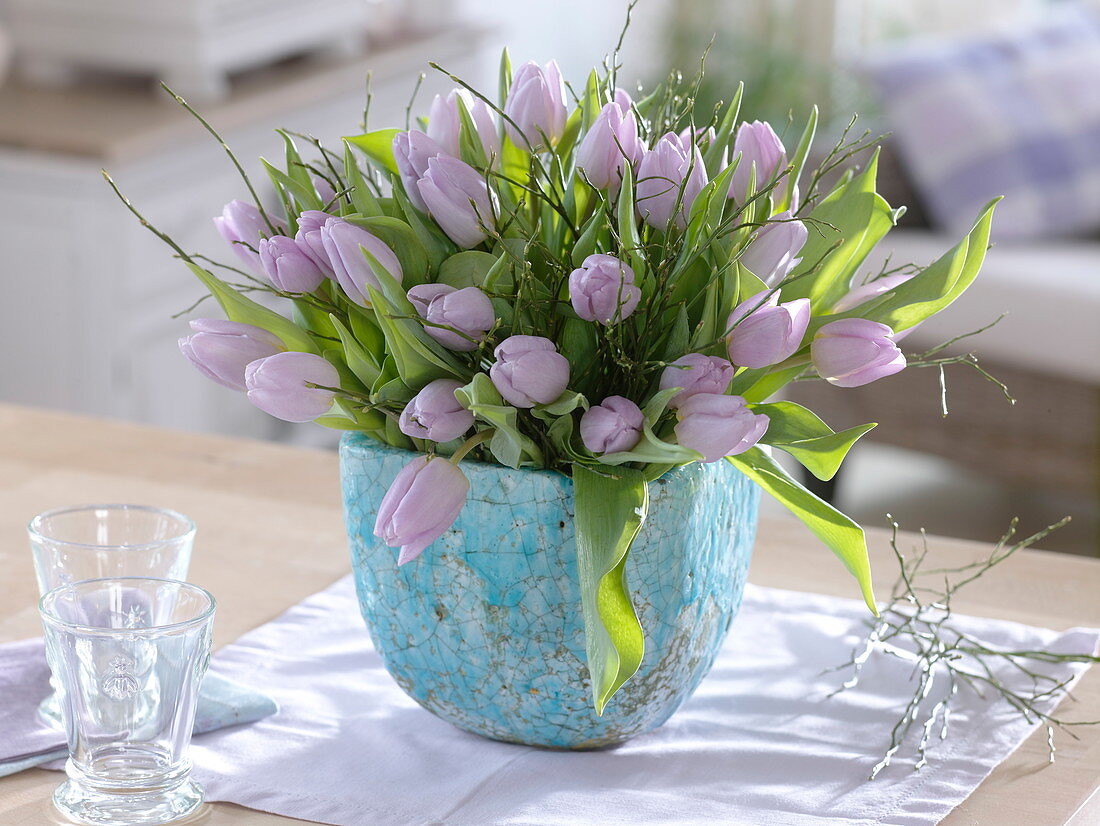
(340, 433), (760, 749)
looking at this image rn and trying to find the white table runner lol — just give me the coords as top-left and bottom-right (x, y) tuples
(191, 575), (1098, 826)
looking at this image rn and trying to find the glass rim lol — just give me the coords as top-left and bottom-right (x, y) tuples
(27, 504), (196, 551)
(39, 577), (216, 637)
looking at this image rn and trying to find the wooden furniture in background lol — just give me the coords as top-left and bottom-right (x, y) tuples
(0, 404), (1096, 824)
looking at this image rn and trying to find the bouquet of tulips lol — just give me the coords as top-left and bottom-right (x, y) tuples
(120, 49), (997, 713)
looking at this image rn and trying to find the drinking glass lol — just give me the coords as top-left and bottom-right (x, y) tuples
(29, 505), (196, 723)
(40, 577), (215, 826)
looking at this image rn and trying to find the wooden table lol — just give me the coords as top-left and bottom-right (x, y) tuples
(0, 403), (1097, 825)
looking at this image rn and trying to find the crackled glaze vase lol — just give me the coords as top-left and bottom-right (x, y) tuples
(340, 432), (760, 749)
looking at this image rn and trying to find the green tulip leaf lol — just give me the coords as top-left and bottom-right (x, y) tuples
(329, 314), (381, 387)
(345, 129), (402, 175)
(342, 141), (384, 217)
(573, 463), (648, 714)
(183, 262), (317, 354)
(455, 374), (542, 468)
(781, 149), (896, 311)
(727, 448), (876, 612)
(438, 251), (499, 290)
(753, 401), (876, 481)
(346, 215), (431, 287)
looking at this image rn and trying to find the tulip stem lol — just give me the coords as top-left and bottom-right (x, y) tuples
(450, 430), (495, 465)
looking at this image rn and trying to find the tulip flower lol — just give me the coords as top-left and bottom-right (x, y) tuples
(214, 200), (284, 272)
(503, 60), (568, 148)
(258, 235), (326, 293)
(407, 283), (496, 351)
(398, 379), (475, 443)
(674, 393), (770, 463)
(294, 210), (337, 276)
(725, 290), (811, 369)
(489, 335), (570, 408)
(636, 132), (707, 230)
(313, 177), (336, 206)
(729, 120), (787, 203)
(739, 212), (808, 286)
(576, 101), (643, 190)
(244, 351), (339, 422)
(580, 396), (644, 454)
(426, 89), (500, 162)
(178, 319), (285, 391)
(568, 254), (641, 324)
(812, 319), (906, 388)
(393, 130), (445, 213)
(658, 354), (735, 408)
(832, 273), (920, 343)
(375, 454), (470, 565)
(320, 218), (403, 306)
(417, 156), (497, 248)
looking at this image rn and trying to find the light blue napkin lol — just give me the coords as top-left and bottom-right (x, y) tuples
(0, 638), (277, 777)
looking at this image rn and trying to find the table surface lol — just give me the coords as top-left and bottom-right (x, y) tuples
(0, 403), (1096, 825)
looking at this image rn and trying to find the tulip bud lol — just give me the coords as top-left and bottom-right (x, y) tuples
(636, 132), (708, 230)
(407, 284), (496, 351)
(580, 396), (644, 454)
(294, 210), (337, 276)
(374, 455), (470, 565)
(812, 319), (906, 388)
(489, 335), (570, 408)
(258, 235), (326, 293)
(320, 218), (403, 306)
(658, 353), (735, 408)
(739, 212), (808, 286)
(393, 130), (445, 213)
(503, 60), (568, 148)
(833, 273), (919, 342)
(214, 200), (284, 273)
(614, 88), (634, 110)
(725, 290), (811, 369)
(674, 393), (770, 463)
(178, 319), (285, 391)
(398, 379), (475, 443)
(576, 101), (643, 190)
(417, 156), (497, 249)
(729, 120), (787, 203)
(427, 89), (500, 163)
(313, 177), (336, 206)
(244, 351), (339, 422)
(568, 254), (641, 325)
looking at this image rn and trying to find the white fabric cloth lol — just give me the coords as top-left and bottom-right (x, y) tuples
(191, 575), (1098, 826)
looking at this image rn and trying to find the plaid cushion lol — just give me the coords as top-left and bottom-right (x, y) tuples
(867, 6), (1100, 240)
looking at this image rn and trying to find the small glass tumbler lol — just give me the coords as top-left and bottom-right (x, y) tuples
(29, 505), (196, 724)
(40, 577), (215, 826)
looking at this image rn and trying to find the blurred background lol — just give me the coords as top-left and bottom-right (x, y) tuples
(0, 0), (1095, 552)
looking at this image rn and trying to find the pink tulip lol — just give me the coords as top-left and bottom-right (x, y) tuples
(739, 212), (808, 286)
(320, 218), (403, 306)
(294, 210), (337, 276)
(658, 354), (735, 408)
(214, 200), (285, 273)
(393, 130), (446, 213)
(725, 290), (811, 369)
(489, 335), (570, 408)
(580, 396), (644, 454)
(729, 120), (787, 203)
(576, 101), (643, 190)
(674, 393), (770, 462)
(427, 89), (500, 162)
(832, 273), (919, 342)
(503, 60), (568, 148)
(417, 156), (497, 249)
(258, 235), (326, 293)
(636, 132), (708, 230)
(398, 379), (474, 443)
(407, 284), (496, 351)
(812, 318), (906, 388)
(568, 254), (641, 324)
(178, 319), (284, 391)
(244, 351), (339, 422)
(374, 455), (470, 565)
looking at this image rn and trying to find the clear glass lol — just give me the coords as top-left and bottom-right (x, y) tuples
(40, 577), (215, 826)
(29, 505), (196, 724)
